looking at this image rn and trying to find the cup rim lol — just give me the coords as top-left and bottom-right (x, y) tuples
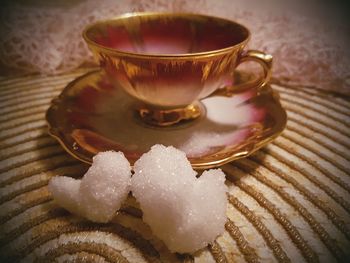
(82, 12), (251, 59)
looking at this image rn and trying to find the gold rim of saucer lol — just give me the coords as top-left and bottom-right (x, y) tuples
(82, 12), (251, 59)
(46, 70), (287, 170)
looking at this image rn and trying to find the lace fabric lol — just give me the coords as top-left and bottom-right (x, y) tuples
(1, 0), (349, 94)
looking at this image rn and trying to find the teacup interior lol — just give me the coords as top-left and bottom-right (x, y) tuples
(85, 14), (249, 55)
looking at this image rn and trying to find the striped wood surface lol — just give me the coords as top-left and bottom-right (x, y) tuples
(0, 69), (349, 263)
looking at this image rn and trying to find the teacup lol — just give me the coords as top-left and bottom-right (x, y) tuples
(83, 12), (272, 126)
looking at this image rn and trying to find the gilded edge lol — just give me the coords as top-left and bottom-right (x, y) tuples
(45, 70), (287, 169)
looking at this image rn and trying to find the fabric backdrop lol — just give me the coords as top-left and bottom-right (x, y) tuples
(0, 69), (349, 262)
(0, 0), (349, 94)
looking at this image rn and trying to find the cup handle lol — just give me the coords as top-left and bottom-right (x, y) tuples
(213, 50), (273, 96)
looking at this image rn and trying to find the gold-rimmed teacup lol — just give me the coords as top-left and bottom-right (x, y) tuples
(83, 12), (272, 126)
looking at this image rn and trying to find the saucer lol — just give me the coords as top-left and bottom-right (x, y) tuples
(46, 70), (286, 169)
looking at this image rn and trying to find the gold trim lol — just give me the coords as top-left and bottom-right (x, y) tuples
(46, 70), (287, 169)
(138, 102), (202, 127)
(82, 12), (250, 59)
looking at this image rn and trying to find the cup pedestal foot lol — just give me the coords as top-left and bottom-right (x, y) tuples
(137, 102), (204, 127)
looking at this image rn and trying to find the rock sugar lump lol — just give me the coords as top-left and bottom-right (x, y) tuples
(131, 144), (228, 253)
(49, 151), (131, 223)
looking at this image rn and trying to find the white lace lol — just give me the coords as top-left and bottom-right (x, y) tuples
(1, 0), (349, 93)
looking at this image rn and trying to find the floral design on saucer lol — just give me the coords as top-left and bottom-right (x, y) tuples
(46, 70), (286, 169)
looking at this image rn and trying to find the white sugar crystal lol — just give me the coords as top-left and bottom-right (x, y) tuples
(48, 176), (84, 216)
(49, 151), (131, 223)
(131, 144), (228, 253)
(80, 151), (132, 222)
